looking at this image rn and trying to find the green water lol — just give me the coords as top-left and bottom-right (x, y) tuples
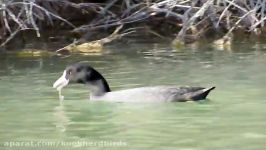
(0, 41), (266, 150)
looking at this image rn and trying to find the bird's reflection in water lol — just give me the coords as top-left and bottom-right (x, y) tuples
(54, 101), (70, 132)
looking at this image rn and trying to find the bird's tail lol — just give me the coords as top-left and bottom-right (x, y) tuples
(190, 86), (216, 101)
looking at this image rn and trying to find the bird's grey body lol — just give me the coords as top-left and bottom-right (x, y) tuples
(53, 62), (215, 102)
(90, 86), (214, 102)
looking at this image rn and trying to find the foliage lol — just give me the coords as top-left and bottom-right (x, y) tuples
(0, 0), (266, 48)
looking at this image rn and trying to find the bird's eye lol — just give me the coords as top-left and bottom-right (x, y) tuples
(77, 67), (81, 72)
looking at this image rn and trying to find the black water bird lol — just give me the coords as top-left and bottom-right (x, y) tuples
(53, 62), (215, 102)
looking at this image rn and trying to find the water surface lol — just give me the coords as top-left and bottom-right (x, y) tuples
(0, 41), (266, 150)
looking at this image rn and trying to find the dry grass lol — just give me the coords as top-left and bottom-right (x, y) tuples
(1, 0), (266, 47)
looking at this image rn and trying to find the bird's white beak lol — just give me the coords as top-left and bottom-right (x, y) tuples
(53, 70), (69, 91)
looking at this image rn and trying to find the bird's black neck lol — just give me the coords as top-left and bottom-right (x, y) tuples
(98, 77), (111, 92)
(83, 68), (111, 96)
(86, 78), (111, 96)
